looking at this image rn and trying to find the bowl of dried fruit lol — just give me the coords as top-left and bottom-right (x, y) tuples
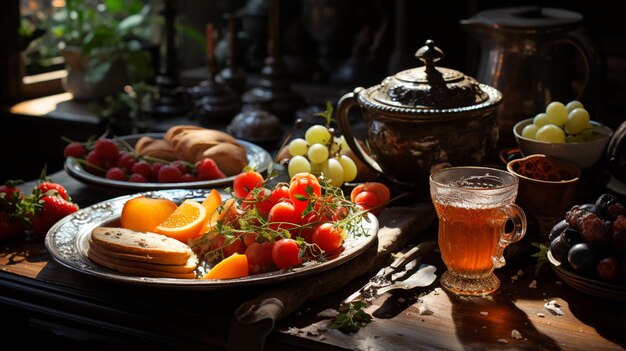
(547, 193), (626, 301)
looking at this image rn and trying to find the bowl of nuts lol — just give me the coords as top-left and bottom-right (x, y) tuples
(513, 100), (613, 170)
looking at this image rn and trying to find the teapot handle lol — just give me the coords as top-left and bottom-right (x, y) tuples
(336, 88), (383, 174)
(551, 29), (603, 102)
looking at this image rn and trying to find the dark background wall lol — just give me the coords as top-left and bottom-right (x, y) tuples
(1, 0), (624, 182)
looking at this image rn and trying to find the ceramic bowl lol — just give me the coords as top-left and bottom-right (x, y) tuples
(548, 251), (626, 301)
(513, 118), (613, 170)
(506, 154), (581, 237)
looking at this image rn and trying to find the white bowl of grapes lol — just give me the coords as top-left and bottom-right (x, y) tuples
(513, 100), (614, 170)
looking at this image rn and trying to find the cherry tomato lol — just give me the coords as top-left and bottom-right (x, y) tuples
(245, 242), (276, 274)
(269, 184), (290, 204)
(211, 234), (245, 258)
(298, 211), (321, 243)
(354, 191), (382, 214)
(289, 172), (322, 211)
(241, 187), (274, 219)
(312, 222), (345, 252)
(350, 182), (390, 204)
(268, 202), (301, 235)
(350, 182), (390, 215)
(243, 232), (258, 247)
(272, 238), (302, 269)
(233, 171), (264, 198)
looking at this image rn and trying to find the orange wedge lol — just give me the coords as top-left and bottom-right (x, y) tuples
(202, 197), (238, 234)
(201, 189), (222, 231)
(202, 253), (249, 280)
(154, 199), (207, 243)
(120, 196), (177, 233)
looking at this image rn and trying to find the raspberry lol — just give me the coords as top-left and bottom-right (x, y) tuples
(116, 152), (136, 171)
(85, 151), (106, 174)
(128, 173), (147, 183)
(151, 162), (164, 175)
(105, 167), (127, 181)
(131, 160), (154, 181)
(612, 215), (626, 253)
(63, 142), (87, 159)
(578, 211), (612, 251)
(565, 205), (588, 230)
(158, 164), (183, 183)
(93, 139), (120, 162)
(181, 173), (197, 182)
(170, 160), (188, 174)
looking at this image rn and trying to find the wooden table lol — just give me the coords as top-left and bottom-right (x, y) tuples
(1, 170), (625, 350)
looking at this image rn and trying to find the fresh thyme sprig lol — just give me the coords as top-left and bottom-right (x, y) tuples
(330, 300), (373, 333)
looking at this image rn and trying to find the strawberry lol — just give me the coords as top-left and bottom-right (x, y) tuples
(37, 181), (69, 200)
(30, 195), (79, 238)
(0, 181), (23, 210)
(196, 158), (226, 180)
(0, 211), (25, 240)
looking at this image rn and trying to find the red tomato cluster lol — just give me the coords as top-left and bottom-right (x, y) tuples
(198, 171), (356, 274)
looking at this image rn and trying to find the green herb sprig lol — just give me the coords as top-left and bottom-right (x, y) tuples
(330, 301), (373, 333)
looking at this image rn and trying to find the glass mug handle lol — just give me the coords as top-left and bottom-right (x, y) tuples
(492, 204), (527, 268)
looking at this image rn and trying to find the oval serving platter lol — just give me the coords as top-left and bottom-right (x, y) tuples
(65, 133), (272, 190)
(45, 189), (378, 289)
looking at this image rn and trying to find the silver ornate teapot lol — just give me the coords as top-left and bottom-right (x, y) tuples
(336, 40), (502, 190)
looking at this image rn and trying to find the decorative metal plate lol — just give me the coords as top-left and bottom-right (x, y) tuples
(45, 189), (378, 289)
(65, 133), (273, 190)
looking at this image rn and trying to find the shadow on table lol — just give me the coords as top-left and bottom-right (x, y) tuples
(446, 289), (562, 350)
(554, 280), (626, 349)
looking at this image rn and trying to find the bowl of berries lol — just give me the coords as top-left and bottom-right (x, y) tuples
(513, 100), (614, 170)
(547, 193), (626, 301)
(63, 131), (272, 191)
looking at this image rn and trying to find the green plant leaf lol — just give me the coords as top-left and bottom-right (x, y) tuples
(118, 13), (146, 35)
(85, 60), (113, 83)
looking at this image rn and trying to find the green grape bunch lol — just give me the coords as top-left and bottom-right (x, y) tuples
(287, 103), (358, 187)
(521, 100), (605, 144)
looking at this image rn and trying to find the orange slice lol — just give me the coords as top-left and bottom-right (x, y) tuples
(202, 253), (249, 280)
(154, 199), (207, 243)
(120, 196), (177, 233)
(202, 197), (238, 234)
(201, 189), (222, 231)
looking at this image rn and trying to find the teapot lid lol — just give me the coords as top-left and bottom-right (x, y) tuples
(367, 40), (498, 112)
(466, 7), (583, 30)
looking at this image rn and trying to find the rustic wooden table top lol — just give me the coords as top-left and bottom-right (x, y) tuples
(1, 170), (625, 350)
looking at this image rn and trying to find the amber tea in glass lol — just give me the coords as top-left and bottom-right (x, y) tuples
(430, 167), (527, 295)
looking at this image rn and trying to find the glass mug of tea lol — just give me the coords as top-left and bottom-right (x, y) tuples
(429, 167), (527, 295)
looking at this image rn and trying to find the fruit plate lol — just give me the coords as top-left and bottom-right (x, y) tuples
(547, 251), (626, 301)
(45, 189), (379, 289)
(64, 133), (273, 190)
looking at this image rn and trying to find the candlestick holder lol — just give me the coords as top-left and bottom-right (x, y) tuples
(152, 0), (193, 118)
(217, 13), (247, 96)
(188, 23), (240, 124)
(241, 0), (305, 123)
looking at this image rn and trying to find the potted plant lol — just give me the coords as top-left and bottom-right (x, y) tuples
(50, 0), (155, 101)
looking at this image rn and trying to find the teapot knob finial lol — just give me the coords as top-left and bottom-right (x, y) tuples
(415, 40), (445, 82)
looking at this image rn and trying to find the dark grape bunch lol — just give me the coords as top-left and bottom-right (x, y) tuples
(549, 193), (626, 284)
